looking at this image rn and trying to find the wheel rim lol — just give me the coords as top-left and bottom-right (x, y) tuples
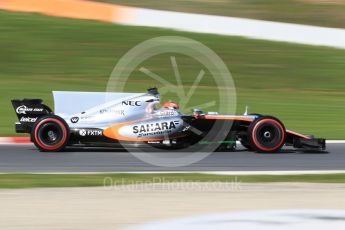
(252, 119), (285, 152)
(37, 122), (64, 146)
(34, 118), (68, 151)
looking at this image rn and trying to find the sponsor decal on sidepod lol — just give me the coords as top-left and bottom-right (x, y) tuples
(16, 105), (43, 114)
(20, 117), (37, 123)
(99, 109), (125, 115)
(133, 121), (180, 138)
(79, 129), (102, 136)
(70, 117), (79, 123)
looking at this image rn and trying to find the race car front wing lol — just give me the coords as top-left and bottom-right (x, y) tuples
(293, 137), (326, 151)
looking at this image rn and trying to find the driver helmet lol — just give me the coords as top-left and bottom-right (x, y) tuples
(162, 101), (179, 110)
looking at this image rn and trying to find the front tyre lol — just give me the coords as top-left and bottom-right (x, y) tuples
(248, 116), (286, 153)
(31, 115), (69, 152)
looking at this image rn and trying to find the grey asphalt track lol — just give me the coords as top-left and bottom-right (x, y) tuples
(0, 144), (344, 172)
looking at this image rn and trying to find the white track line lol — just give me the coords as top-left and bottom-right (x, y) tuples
(327, 140), (345, 144)
(129, 210), (345, 230)
(122, 8), (345, 49)
(1, 0), (345, 49)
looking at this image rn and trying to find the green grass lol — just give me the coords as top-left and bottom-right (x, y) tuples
(97, 0), (345, 28)
(1, 173), (345, 189)
(0, 11), (345, 138)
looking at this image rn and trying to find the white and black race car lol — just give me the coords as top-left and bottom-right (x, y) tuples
(12, 88), (325, 152)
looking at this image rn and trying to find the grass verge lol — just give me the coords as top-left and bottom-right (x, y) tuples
(0, 11), (344, 138)
(1, 173), (345, 189)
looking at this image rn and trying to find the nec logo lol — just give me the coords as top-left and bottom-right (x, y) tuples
(122, 101), (141, 106)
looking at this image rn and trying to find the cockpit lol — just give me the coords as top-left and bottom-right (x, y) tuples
(146, 101), (181, 117)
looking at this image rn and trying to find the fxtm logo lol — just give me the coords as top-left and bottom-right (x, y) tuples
(70, 117), (79, 123)
(16, 105), (43, 114)
(79, 129), (102, 136)
(122, 101), (141, 106)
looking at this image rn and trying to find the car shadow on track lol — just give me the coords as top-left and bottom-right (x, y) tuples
(234, 148), (329, 155)
(62, 147), (129, 153)
(297, 150), (329, 154)
(60, 147), (329, 154)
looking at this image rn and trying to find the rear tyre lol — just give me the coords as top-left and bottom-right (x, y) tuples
(248, 116), (286, 153)
(31, 115), (69, 152)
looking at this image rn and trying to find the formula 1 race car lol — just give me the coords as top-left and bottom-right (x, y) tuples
(12, 88), (326, 152)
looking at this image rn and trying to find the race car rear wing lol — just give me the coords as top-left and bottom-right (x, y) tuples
(11, 99), (52, 133)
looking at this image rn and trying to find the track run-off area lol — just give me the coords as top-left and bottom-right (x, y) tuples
(0, 143), (344, 173)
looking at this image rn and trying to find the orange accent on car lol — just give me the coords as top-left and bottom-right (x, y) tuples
(287, 130), (311, 139)
(202, 115), (254, 122)
(103, 118), (166, 142)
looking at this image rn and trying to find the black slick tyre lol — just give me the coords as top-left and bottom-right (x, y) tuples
(31, 115), (69, 152)
(247, 116), (286, 153)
